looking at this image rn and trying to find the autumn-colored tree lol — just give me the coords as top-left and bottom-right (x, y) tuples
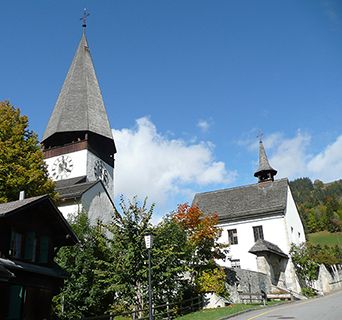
(0, 101), (55, 202)
(173, 203), (226, 263)
(173, 203), (228, 293)
(196, 267), (228, 297)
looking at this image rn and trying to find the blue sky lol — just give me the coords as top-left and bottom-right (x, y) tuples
(1, 1), (341, 218)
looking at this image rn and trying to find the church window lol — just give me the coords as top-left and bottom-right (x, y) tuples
(228, 229), (238, 245)
(253, 225), (264, 241)
(231, 259), (241, 269)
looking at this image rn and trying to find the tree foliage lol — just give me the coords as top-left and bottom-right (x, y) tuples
(0, 101), (55, 202)
(97, 197), (153, 315)
(54, 201), (228, 318)
(196, 267), (228, 297)
(290, 242), (342, 296)
(173, 203), (228, 293)
(53, 212), (113, 319)
(290, 178), (342, 233)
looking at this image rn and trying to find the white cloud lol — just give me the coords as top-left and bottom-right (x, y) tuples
(307, 135), (342, 182)
(112, 117), (235, 213)
(247, 132), (342, 183)
(197, 119), (210, 132)
(268, 132), (311, 179)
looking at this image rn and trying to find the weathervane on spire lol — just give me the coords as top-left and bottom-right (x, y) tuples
(80, 8), (90, 29)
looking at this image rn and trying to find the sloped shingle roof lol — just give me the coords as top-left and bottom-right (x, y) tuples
(0, 195), (46, 216)
(254, 140), (277, 178)
(249, 239), (288, 258)
(56, 180), (99, 200)
(42, 32), (113, 142)
(193, 178), (289, 222)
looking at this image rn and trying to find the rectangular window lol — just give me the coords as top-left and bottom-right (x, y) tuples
(24, 232), (36, 262)
(253, 225), (264, 242)
(228, 229), (238, 245)
(231, 259), (241, 269)
(10, 231), (23, 259)
(38, 236), (49, 264)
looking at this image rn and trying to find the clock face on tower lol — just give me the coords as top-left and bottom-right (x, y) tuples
(51, 155), (74, 180)
(94, 159), (109, 187)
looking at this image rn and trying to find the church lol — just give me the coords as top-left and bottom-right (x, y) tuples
(41, 17), (305, 295)
(193, 140), (306, 294)
(41, 23), (116, 224)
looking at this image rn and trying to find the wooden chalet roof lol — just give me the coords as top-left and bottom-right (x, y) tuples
(0, 195), (78, 246)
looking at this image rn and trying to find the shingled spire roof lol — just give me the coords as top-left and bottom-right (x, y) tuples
(254, 140), (277, 182)
(42, 31), (113, 143)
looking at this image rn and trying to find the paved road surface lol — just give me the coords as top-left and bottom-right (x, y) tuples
(227, 290), (342, 320)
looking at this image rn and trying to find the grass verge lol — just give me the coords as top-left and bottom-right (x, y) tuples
(175, 303), (269, 320)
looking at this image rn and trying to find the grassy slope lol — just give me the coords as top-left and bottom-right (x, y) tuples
(307, 231), (342, 246)
(175, 304), (264, 320)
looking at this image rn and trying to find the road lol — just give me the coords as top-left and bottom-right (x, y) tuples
(227, 290), (342, 320)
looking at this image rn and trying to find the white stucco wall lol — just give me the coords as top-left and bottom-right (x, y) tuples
(87, 152), (114, 200)
(58, 202), (82, 220)
(284, 186), (306, 247)
(217, 215), (288, 271)
(81, 182), (114, 225)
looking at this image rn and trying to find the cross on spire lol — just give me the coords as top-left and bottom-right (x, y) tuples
(80, 8), (90, 29)
(257, 130), (264, 143)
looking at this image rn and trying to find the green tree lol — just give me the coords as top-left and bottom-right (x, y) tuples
(152, 216), (189, 308)
(98, 197), (153, 315)
(53, 212), (113, 319)
(0, 101), (55, 202)
(290, 243), (319, 293)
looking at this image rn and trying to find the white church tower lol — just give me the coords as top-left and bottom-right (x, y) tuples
(41, 15), (116, 223)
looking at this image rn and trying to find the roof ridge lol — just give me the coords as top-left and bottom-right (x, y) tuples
(195, 178), (288, 197)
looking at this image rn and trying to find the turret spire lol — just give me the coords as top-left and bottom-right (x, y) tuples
(254, 139), (277, 183)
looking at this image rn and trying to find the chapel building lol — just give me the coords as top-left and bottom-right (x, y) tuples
(193, 140), (306, 293)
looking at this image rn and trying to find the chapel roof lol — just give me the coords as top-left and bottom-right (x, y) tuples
(193, 178), (289, 222)
(249, 239), (288, 258)
(42, 31), (113, 143)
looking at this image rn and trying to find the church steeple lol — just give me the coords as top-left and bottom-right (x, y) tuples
(42, 23), (116, 165)
(254, 140), (277, 183)
(42, 19), (116, 200)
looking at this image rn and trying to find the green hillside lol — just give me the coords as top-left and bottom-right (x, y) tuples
(289, 178), (342, 234)
(307, 231), (342, 247)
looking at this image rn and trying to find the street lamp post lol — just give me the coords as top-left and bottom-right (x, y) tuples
(144, 234), (154, 320)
